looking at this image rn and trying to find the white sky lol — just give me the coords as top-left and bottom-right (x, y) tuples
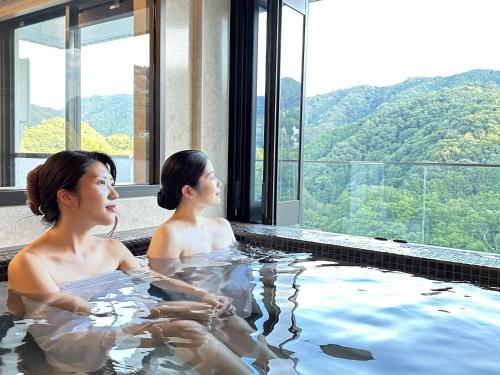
(304, 0), (500, 96)
(18, 35), (149, 109)
(18, 0), (500, 107)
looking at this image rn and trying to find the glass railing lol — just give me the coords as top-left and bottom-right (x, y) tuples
(300, 160), (499, 253)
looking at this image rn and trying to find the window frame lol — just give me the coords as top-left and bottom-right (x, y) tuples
(0, 0), (164, 207)
(227, 0), (308, 225)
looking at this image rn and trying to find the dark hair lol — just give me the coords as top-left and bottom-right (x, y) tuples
(26, 150), (117, 225)
(157, 150), (208, 210)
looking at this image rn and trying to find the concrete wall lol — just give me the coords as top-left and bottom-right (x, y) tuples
(0, 0), (230, 249)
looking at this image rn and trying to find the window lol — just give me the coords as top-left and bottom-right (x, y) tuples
(230, 0), (499, 254)
(301, 0), (500, 252)
(228, 0), (307, 225)
(0, 0), (161, 204)
(276, 4), (303, 203)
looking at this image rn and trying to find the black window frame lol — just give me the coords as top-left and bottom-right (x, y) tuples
(0, 0), (164, 207)
(228, 0), (308, 225)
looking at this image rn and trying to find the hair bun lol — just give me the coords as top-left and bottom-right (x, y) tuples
(157, 187), (179, 210)
(26, 164), (44, 215)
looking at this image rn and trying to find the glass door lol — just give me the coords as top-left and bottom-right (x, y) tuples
(227, 0), (307, 225)
(251, 4), (268, 221)
(275, 2), (306, 225)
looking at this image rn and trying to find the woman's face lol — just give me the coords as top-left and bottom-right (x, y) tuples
(72, 161), (119, 226)
(194, 160), (222, 207)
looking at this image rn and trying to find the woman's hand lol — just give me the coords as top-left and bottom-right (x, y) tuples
(214, 295), (236, 318)
(149, 320), (209, 348)
(188, 290), (235, 318)
(149, 300), (215, 322)
(194, 289), (220, 308)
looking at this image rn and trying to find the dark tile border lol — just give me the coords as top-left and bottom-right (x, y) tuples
(232, 223), (500, 290)
(1, 223), (500, 290)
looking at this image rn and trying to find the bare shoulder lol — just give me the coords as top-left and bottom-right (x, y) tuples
(9, 242), (48, 273)
(8, 244), (57, 294)
(101, 237), (128, 254)
(154, 222), (182, 241)
(210, 217), (236, 243)
(212, 217), (233, 233)
(147, 222), (182, 258)
(97, 237), (139, 270)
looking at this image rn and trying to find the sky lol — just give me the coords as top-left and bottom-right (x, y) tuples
(303, 0), (500, 96)
(17, 0), (500, 107)
(18, 32), (149, 109)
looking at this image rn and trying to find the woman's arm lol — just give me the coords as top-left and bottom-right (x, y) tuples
(108, 239), (220, 314)
(113, 235), (218, 305)
(124, 266), (219, 307)
(8, 254), (91, 316)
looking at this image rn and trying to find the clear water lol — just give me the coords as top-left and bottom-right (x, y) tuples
(1, 247), (500, 374)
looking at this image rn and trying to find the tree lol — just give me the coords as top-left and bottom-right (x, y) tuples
(19, 117), (131, 156)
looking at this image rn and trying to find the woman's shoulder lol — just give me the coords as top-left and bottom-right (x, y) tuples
(147, 221), (183, 258)
(9, 239), (50, 269)
(7, 242), (57, 293)
(95, 236), (127, 255)
(207, 217), (236, 245)
(94, 236), (139, 270)
(208, 217), (233, 232)
(153, 220), (184, 239)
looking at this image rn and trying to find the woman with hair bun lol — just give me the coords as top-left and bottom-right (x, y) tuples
(149, 150), (236, 259)
(7, 150), (251, 374)
(10, 150), (217, 305)
(148, 150), (278, 370)
(10, 150), (130, 297)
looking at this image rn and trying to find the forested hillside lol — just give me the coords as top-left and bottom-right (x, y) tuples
(278, 69), (499, 253)
(28, 94), (133, 136)
(21, 70), (498, 252)
(304, 70), (500, 163)
(20, 117), (132, 156)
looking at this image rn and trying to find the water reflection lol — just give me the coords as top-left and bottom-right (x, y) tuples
(149, 246), (305, 373)
(4, 249), (500, 373)
(3, 267), (256, 374)
(0, 247), (308, 374)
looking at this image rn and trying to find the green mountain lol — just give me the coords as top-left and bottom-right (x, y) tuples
(305, 69), (500, 129)
(303, 69), (500, 164)
(271, 69), (499, 253)
(27, 94), (133, 136)
(256, 69), (500, 155)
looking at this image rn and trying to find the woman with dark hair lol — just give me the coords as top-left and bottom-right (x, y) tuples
(7, 150), (251, 374)
(9, 150), (217, 310)
(148, 150), (278, 370)
(148, 150), (236, 259)
(9, 150), (133, 300)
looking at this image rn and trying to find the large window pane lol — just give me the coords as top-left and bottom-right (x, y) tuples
(80, 3), (150, 184)
(14, 16), (66, 186)
(1, 0), (153, 189)
(277, 5), (303, 202)
(302, 0), (500, 253)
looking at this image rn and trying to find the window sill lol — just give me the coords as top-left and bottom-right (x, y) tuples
(0, 184), (160, 207)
